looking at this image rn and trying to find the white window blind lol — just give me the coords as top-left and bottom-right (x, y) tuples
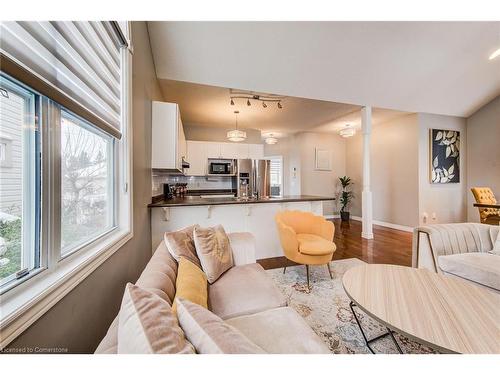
(0, 21), (127, 139)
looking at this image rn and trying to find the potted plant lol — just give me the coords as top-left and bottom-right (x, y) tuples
(338, 176), (353, 222)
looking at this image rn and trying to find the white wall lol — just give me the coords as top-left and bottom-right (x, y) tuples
(466, 96), (500, 222)
(346, 114), (420, 227)
(418, 113), (467, 225)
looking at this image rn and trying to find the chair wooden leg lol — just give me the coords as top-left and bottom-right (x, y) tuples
(306, 265), (310, 290)
(327, 262), (333, 279)
(283, 266), (286, 274)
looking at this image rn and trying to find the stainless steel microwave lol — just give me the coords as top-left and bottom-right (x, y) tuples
(207, 159), (235, 175)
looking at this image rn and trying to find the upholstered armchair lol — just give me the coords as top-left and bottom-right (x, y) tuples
(275, 210), (336, 288)
(471, 187), (500, 225)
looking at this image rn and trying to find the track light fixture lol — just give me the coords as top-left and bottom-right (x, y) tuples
(229, 89), (285, 110)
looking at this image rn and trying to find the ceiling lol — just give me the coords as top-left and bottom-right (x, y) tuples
(159, 79), (407, 136)
(148, 21), (500, 117)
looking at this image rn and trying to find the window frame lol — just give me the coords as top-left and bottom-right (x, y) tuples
(0, 75), (40, 289)
(59, 107), (117, 259)
(267, 155), (283, 197)
(0, 41), (133, 349)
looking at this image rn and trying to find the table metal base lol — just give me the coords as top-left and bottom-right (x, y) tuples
(349, 301), (403, 354)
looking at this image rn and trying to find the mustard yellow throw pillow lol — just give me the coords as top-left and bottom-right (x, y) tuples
(172, 257), (208, 315)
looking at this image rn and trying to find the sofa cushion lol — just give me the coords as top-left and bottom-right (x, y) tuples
(172, 257), (208, 314)
(136, 240), (178, 305)
(225, 307), (330, 354)
(117, 283), (194, 354)
(438, 253), (500, 290)
(296, 233), (335, 256)
(208, 263), (287, 320)
(164, 225), (201, 268)
(176, 298), (265, 354)
(194, 225), (234, 284)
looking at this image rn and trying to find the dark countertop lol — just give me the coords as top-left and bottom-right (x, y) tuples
(148, 195), (335, 208)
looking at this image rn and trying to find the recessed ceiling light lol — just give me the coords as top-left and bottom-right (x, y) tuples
(489, 47), (500, 60)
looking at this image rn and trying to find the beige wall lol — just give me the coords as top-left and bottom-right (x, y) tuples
(346, 114), (420, 227)
(418, 113), (467, 225)
(466, 95), (500, 222)
(7, 22), (162, 353)
(265, 132), (346, 215)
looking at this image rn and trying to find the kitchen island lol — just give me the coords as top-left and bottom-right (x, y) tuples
(149, 195), (335, 260)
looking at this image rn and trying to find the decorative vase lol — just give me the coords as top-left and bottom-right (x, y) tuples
(340, 211), (350, 222)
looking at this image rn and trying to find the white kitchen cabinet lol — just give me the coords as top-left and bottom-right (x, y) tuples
(236, 143), (249, 159)
(248, 143), (264, 159)
(186, 141), (206, 176)
(205, 142), (222, 159)
(152, 101), (186, 172)
(220, 142), (240, 159)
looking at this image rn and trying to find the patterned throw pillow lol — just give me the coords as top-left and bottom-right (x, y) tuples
(176, 298), (265, 354)
(117, 283), (195, 354)
(164, 225), (201, 267)
(193, 225), (234, 284)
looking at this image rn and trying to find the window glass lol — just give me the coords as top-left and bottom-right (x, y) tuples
(60, 110), (114, 256)
(0, 76), (39, 285)
(269, 157), (283, 197)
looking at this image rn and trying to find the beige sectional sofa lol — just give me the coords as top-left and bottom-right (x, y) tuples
(95, 232), (330, 354)
(412, 223), (500, 292)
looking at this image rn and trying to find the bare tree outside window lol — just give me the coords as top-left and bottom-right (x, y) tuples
(61, 112), (114, 255)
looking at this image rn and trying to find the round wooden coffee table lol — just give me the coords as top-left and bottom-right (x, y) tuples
(342, 264), (500, 354)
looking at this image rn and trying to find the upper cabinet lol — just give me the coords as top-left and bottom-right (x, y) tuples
(152, 101), (187, 172)
(185, 140), (265, 176)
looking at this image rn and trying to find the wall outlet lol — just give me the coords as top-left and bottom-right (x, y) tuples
(432, 212), (437, 221)
(422, 212), (428, 223)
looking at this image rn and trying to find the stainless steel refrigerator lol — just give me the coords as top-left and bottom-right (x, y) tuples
(236, 159), (271, 199)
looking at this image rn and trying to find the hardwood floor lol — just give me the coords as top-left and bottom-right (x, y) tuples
(257, 219), (413, 270)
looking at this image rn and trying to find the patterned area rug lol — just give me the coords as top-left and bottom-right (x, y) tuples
(266, 258), (437, 354)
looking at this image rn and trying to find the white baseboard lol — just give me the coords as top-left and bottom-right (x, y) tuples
(350, 215), (413, 233)
(324, 214), (340, 219)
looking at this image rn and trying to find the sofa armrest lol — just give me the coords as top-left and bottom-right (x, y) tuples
(412, 223), (490, 273)
(228, 232), (256, 266)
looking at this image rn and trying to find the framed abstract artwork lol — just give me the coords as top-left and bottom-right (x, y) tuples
(430, 129), (460, 184)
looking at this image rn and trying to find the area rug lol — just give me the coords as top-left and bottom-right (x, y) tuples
(266, 258), (437, 354)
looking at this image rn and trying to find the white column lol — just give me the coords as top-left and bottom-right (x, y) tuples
(361, 106), (374, 239)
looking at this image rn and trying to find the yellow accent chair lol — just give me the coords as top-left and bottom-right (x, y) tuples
(471, 187), (500, 225)
(275, 210), (336, 289)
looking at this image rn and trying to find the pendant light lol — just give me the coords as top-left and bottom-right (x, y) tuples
(265, 133), (278, 145)
(339, 124), (356, 138)
(227, 111), (247, 142)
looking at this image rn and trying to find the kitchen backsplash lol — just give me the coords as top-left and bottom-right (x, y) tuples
(152, 173), (233, 196)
